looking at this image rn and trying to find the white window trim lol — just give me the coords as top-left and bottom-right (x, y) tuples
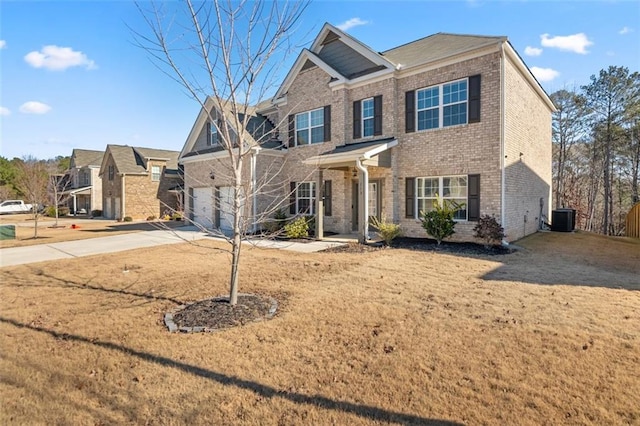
(416, 78), (468, 131)
(296, 181), (316, 215)
(415, 175), (468, 221)
(361, 97), (374, 138)
(208, 123), (218, 147)
(151, 166), (161, 182)
(295, 108), (324, 146)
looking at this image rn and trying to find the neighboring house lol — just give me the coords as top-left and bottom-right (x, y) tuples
(99, 145), (182, 220)
(179, 23), (555, 243)
(65, 149), (104, 215)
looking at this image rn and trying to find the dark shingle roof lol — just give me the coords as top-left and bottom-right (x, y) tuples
(382, 33), (506, 68)
(107, 145), (180, 174)
(71, 149), (104, 168)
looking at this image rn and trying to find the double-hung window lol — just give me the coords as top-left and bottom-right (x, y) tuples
(296, 108), (324, 145)
(416, 176), (468, 220)
(361, 98), (375, 137)
(207, 121), (218, 146)
(416, 78), (468, 131)
(151, 166), (161, 182)
(296, 182), (316, 215)
(108, 165), (114, 181)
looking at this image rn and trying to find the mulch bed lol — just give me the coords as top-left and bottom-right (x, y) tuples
(168, 294), (278, 332)
(325, 236), (514, 256)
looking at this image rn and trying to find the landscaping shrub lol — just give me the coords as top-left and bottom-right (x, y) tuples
(370, 216), (402, 246)
(123, 216), (133, 222)
(171, 213), (183, 221)
(473, 215), (506, 248)
(284, 216), (309, 239)
(146, 215), (157, 221)
(90, 209), (102, 217)
(420, 197), (463, 245)
(44, 206), (69, 217)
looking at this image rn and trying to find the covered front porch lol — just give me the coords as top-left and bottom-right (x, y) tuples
(303, 138), (397, 243)
(64, 186), (92, 215)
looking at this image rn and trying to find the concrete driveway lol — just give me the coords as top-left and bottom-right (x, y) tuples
(0, 227), (346, 267)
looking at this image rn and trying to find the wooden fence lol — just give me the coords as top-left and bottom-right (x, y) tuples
(626, 202), (640, 238)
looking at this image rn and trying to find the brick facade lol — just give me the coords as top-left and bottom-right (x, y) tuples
(180, 28), (553, 243)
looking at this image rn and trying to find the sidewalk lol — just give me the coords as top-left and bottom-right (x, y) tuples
(0, 227), (346, 268)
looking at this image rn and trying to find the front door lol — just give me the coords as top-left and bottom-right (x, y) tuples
(352, 180), (381, 231)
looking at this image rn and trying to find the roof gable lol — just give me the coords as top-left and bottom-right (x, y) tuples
(70, 149), (104, 169)
(100, 145), (179, 176)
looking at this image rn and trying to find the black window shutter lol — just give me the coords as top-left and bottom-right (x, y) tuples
(214, 187), (221, 228)
(468, 174), (480, 221)
(323, 105), (331, 142)
(468, 74), (481, 123)
(288, 115), (295, 147)
(323, 180), (332, 216)
(405, 91), (415, 133)
(373, 95), (383, 136)
(289, 182), (297, 215)
(405, 177), (415, 218)
(206, 122), (212, 146)
(188, 187), (194, 221)
(353, 101), (361, 139)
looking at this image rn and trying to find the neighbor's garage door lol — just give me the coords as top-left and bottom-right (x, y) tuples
(192, 187), (214, 229)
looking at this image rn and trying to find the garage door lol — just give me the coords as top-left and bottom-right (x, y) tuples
(192, 187), (214, 229)
(218, 186), (234, 232)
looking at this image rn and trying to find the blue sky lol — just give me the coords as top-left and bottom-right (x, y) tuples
(1, 0), (638, 160)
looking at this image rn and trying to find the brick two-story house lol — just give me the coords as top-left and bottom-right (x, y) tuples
(64, 149), (104, 215)
(180, 23), (555, 243)
(100, 145), (182, 220)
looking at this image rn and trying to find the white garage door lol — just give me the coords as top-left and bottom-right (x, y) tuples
(218, 186), (235, 232)
(192, 187), (214, 229)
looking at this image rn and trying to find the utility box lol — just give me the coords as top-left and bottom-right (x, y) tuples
(551, 209), (576, 232)
(0, 225), (16, 240)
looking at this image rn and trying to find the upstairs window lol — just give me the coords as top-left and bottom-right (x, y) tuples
(296, 108), (324, 145)
(108, 165), (114, 181)
(81, 171), (90, 186)
(206, 121), (219, 146)
(151, 166), (161, 182)
(361, 98), (375, 137)
(406, 76), (481, 133)
(353, 95), (382, 139)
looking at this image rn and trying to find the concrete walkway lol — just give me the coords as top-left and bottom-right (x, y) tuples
(0, 227), (347, 268)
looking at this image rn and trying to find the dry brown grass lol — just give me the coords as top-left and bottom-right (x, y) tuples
(0, 214), (184, 248)
(1, 231), (638, 425)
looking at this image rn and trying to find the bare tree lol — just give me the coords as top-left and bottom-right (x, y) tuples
(14, 157), (49, 239)
(48, 173), (72, 227)
(133, 0), (309, 305)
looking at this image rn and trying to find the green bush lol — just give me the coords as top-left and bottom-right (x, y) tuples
(123, 216), (133, 222)
(91, 209), (102, 217)
(370, 216), (402, 246)
(473, 215), (505, 248)
(420, 197), (463, 245)
(146, 215), (157, 221)
(171, 213), (183, 221)
(44, 206), (70, 217)
(284, 216), (309, 239)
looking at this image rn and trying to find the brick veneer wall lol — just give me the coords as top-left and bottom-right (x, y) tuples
(503, 56), (552, 241)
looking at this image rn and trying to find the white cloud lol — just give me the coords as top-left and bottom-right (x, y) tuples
(530, 67), (560, 82)
(19, 101), (52, 114)
(0, 40), (6, 49)
(0, 107), (10, 116)
(24, 45), (96, 71)
(336, 18), (369, 32)
(619, 26), (633, 35)
(540, 33), (593, 54)
(524, 46), (543, 57)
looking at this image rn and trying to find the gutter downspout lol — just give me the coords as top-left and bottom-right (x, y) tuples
(355, 158), (368, 244)
(500, 43), (508, 246)
(121, 174), (126, 219)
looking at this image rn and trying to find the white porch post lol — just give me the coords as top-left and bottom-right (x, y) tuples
(73, 194), (77, 216)
(316, 169), (324, 240)
(355, 159), (368, 244)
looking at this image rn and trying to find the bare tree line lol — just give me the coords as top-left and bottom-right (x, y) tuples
(552, 65), (639, 236)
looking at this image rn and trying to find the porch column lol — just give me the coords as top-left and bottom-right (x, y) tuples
(73, 194), (77, 216)
(315, 169), (324, 240)
(355, 159), (368, 244)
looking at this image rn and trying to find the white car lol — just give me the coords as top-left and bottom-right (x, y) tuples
(0, 200), (34, 214)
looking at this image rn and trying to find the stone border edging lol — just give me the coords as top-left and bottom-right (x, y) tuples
(164, 293), (278, 333)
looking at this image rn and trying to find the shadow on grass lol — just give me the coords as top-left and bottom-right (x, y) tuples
(0, 316), (462, 426)
(2, 267), (187, 305)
